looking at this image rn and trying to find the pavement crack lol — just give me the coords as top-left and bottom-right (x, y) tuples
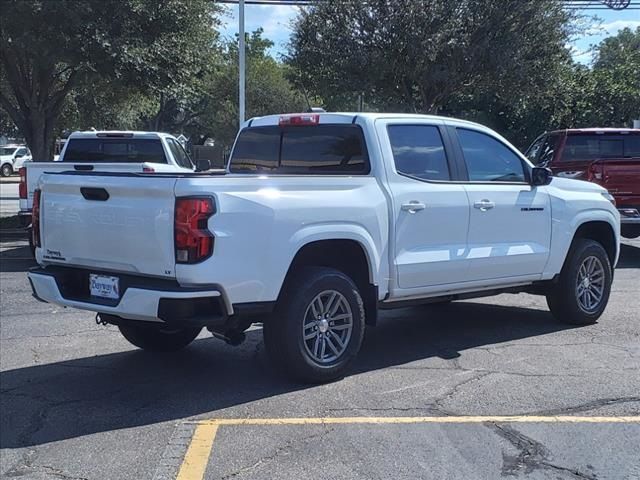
(326, 405), (451, 415)
(220, 426), (334, 479)
(432, 371), (493, 408)
(488, 423), (597, 479)
(4, 461), (89, 480)
(530, 396), (640, 416)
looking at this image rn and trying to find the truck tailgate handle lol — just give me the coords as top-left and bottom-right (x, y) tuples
(80, 187), (109, 201)
(74, 165), (94, 171)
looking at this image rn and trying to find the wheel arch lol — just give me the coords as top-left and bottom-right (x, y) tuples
(280, 236), (380, 325)
(572, 220), (617, 267)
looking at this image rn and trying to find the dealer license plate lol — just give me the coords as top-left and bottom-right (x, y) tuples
(89, 274), (120, 300)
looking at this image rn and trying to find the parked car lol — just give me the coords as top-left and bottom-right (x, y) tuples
(526, 128), (640, 239)
(0, 145), (31, 176)
(28, 113), (619, 383)
(19, 131), (211, 243)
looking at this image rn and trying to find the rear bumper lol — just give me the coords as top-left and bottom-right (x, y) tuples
(28, 267), (229, 326)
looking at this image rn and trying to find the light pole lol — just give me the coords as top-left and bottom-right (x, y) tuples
(239, 0), (246, 128)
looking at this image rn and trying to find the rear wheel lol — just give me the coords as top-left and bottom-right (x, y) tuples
(264, 267), (365, 383)
(118, 324), (201, 352)
(1, 163), (12, 177)
(546, 239), (612, 325)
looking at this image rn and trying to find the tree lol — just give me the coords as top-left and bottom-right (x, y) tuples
(0, 0), (219, 160)
(287, 0), (577, 115)
(192, 29), (306, 150)
(587, 27), (640, 127)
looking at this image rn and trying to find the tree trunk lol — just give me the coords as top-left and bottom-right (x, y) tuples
(0, 49), (77, 161)
(22, 108), (54, 161)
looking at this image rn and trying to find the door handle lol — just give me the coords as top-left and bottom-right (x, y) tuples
(401, 201), (426, 213)
(473, 199), (495, 211)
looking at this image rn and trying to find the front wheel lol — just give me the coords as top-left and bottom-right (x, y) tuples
(0, 163), (12, 177)
(264, 267), (365, 383)
(118, 324), (202, 352)
(546, 239), (612, 325)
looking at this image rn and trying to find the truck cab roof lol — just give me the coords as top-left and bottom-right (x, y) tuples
(245, 112), (487, 130)
(67, 131), (176, 140)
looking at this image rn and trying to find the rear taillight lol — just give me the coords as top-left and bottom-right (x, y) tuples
(19, 167), (27, 199)
(174, 197), (215, 264)
(32, 189), (41, 248)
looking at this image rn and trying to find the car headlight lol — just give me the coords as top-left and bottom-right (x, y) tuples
(601, 192), (616, 206)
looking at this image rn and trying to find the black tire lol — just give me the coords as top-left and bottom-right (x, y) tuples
(621, 225), (640, 239)
(264, 267), (366, 383)
(1, 163), (12, 177)
(118, 324), (201, 352)
(28, 227), (35, 257)
(546, 239), (612, 325)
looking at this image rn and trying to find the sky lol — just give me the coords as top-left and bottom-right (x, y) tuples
(219, 3), (640, 64)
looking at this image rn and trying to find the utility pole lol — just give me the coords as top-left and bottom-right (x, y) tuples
(239, 0), (246, 128)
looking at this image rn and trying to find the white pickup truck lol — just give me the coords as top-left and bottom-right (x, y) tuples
(28, 113), (620, 383)
(18, 131), (206, 226)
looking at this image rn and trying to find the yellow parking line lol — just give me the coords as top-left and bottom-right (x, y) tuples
(194, 415), (640, 426)
(176, 423), (219, 480)
(175, 415), (640, 479)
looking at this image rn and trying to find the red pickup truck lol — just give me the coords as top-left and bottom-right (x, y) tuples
(526, 128), (640, 239)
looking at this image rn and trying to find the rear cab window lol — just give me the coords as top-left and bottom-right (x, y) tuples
(561, 134), (630, 162)
(229, 125), (369, 174)
(62, 138), (168, 163)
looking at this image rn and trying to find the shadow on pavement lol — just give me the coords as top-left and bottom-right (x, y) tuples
(1, 300), (576, 449)
(0, 244), (35, 273)
(617, 242), (640, 269)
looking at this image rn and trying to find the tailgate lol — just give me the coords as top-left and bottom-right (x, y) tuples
(39, 173), (177, 278)
(25, 162), (152, 210)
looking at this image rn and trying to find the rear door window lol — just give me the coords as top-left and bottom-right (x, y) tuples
(561, 135), (624, 161)
(388, 125), (451, 181)
(62, 138), (168, 163)
(230, 125), (369, 174)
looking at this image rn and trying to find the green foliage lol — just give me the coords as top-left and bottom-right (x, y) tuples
(287, 0), (577, 115)
(189, 29), (306, 149)
(0, 0), (220, 159)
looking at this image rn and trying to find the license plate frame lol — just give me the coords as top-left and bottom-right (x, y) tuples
(89, 274), (120, 300)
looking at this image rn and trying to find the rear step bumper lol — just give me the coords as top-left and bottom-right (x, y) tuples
(28, 267), (229, 327)
(618, 207), (640, 224)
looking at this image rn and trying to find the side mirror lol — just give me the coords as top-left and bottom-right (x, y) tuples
(195, 159), (211, 172)
(531, 167), (552, 186)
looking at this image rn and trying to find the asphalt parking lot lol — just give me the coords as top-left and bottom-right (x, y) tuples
(1, 236), (639, 480)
